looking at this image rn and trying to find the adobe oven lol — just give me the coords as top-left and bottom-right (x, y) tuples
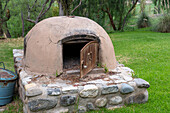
(13, 16), (150, 113)
(23, 16), (117, 77)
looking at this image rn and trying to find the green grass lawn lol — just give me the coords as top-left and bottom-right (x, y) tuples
(0, 30), (170, 113)
(108, 30), (170, 113)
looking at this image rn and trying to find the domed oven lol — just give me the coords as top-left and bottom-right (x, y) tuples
(23, 16), (117, 77)
(13, 16), (150, 113)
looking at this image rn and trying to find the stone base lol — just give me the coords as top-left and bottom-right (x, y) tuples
(13, 49), (150, 113)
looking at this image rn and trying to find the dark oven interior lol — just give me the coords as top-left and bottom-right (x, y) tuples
(63, 40), (89, 70)
(62, 35), (100, 70)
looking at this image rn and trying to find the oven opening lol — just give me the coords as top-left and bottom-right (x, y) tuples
(63, 40), (89, 70)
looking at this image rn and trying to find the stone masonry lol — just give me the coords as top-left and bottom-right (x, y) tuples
(13, 49), (150, 113)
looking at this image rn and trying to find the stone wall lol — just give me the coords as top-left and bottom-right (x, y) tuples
(13, 49), (150, 113)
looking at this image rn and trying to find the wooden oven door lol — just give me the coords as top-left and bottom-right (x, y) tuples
(80, 41), (98, 78)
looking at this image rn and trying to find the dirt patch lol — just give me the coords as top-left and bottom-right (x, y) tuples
(108, 71), (121, 75)
(30, 75), (57, 84)
(28, 70), (120, 85)
(59, 72), (108, 84)
(60, 74), (80, 83)
(0, 71), (14, 78)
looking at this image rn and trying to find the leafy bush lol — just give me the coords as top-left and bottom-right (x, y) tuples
(153, 14), (170, 33)
(137, 12), (151, 28)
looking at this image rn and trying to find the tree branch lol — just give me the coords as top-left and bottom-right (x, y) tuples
(31, 0), (38, 9)
(70, 0), (81, 15)
(101, 8), (107, 13)
(21, 11), (24, 37)
(26, 0), (54, 24)
(36, 0), (49, 21)
(102, 7), (117, 31)
(26, 18), (36, 24)
(2, 0), (10, 14)
(39, 0), (54, 18)
(2, 9), (10, 22)
(121, 0), (139, 31)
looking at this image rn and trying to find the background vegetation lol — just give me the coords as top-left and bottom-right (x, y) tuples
(0, 0), (170, 38)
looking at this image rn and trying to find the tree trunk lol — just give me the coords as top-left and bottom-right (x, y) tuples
(0, 1), (3, 37)
(21, 11), (24, 37)
(158, 0), (161, 14)
(58, 0), (64, 16)
(0, 27), (3, 37)
(3, 22), (11, 38)
(0, 0), (11, 38)
(118, 4), (124, 31)
(107, 9), (117, 31)
(153, 0), (157, 14)
(118, 16), (122, 31)
(121, 0), (139, 31)
(102, 7), (117, 31)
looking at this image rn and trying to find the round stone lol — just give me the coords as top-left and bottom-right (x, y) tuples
(134, 78), (150, 88)
(26, 88), (42, 97)
(95, 98), (107, 107)
(109, 96), (123, 105)
(42, 84), (47, 87)
(121, 74), (133, 81)
(79, 85), (98, 98)
(60, 95), (76, 106)
(120, 83), (134, 94)
(78, 106), (86, 113)
(28, 99), (57, 112)
(101, 85), (119, 95)
(15, 57), (22, 62)
(86, 102), (95, 110)
(128, 82), (136, 87)
(125, 90), (148, 104)
(47, 88), (61, 96)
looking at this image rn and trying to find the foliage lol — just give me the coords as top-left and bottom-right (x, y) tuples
(6, 0), (54, 38)
(52, 1), (59, 16)
(56, 70), (58, 77)
(97, 63), (102, 68)
(153, 13), (170, 32)
(137, 12), (151, 28)
(2, 0), (170, 38)
(152, 0), (170, 14)
(140, 0), (146, 13)
(60, 0), (73, 16)
(6, 0), (32, 38)
(104, 64), (108, 73)
(131, 73), (138, 78)
(72, 0), (138, 31)
(0, 0), (11, 38)
(19, 0), (54, 24)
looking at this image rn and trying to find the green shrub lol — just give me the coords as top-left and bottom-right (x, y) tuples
(137, 12), (151, 28)
(104, 65), (108, 73)
(153, 14), (170, 33)
(56, 70), (58, 77)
